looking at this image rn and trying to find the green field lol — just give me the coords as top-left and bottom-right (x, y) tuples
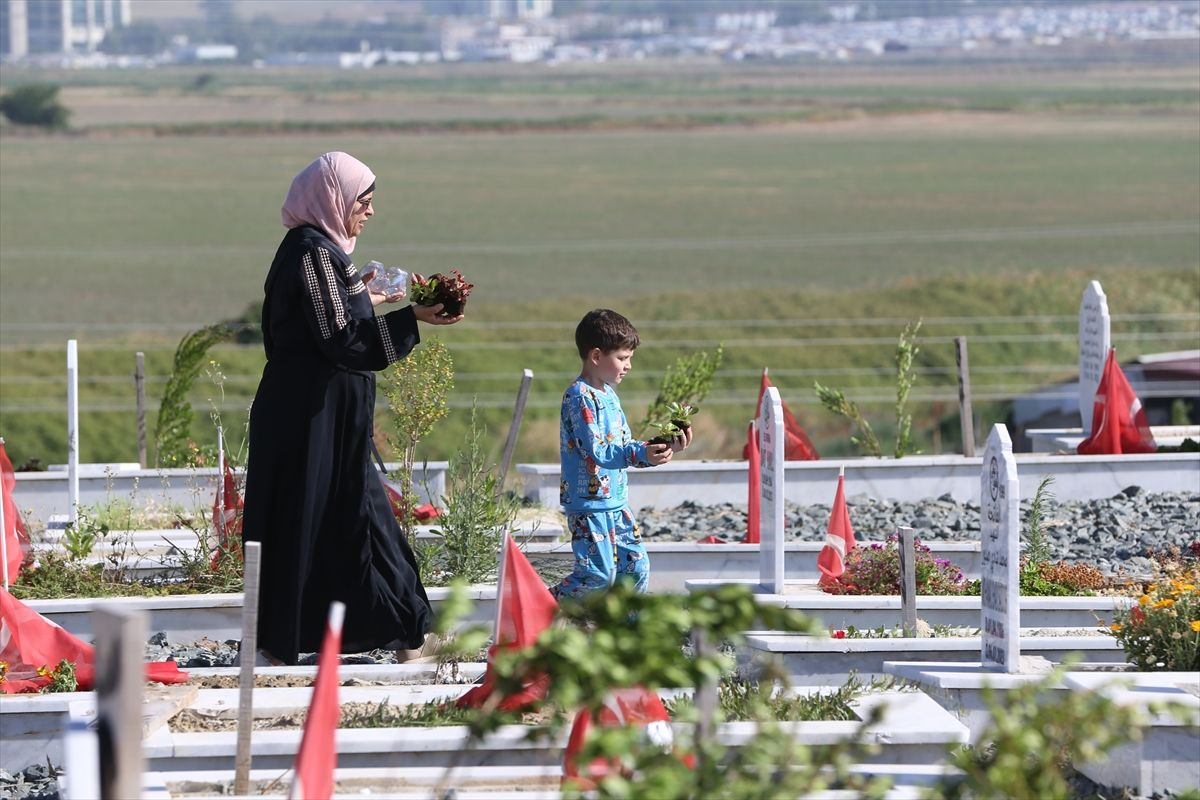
(1, 58), (1197, 471)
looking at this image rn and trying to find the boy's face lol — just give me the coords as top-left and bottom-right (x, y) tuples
(589, 347), (635, 386)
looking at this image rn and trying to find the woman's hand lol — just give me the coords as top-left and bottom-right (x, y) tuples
(368, 287), (407, 307)
(412, 303), (464, 325)
(646, 443), (674, 466)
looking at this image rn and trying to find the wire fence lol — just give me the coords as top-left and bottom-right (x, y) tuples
(2, 313), (1196, 415)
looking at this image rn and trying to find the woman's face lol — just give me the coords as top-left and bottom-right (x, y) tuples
(345, 191), (374, 238)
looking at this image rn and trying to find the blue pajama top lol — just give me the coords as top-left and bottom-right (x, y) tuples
(559, 377), (651, 513)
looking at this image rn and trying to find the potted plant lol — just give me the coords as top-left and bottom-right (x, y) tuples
(410, 270), (474, 317)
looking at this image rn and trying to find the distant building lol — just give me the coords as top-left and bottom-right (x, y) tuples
(1, 0), (130, 58)
(1008, 350), (1200, 451)
(426, 0), (551, 19)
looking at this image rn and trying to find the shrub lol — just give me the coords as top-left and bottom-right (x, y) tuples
(380, 338), (454, 543)
(1108, 564), (1200, 671)
(821, 534), (970, 596)
(424, 403), (520, 585)
(0, 84), (70, 129)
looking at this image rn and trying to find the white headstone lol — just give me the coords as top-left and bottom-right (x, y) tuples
(980, 423), (1020, 672)
(1078, 281), (1111, 434)
(758, 387), (786, 594)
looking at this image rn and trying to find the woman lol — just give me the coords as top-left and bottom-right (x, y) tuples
(242, 151), (461, 665)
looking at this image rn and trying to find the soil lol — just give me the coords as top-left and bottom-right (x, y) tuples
(168, 702), (557, 733)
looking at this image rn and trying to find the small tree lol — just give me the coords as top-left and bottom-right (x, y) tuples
(428, 402), (520, 585)
(380, 338), (454, 543)
(154, 323), (235, 467)
(637, 344), (724, 438)
(815, 319), (923, 458)
(0, 84), (70, 129)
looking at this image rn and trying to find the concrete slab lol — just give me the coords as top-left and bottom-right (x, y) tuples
(748, 634), (1121, 685)
(1064, 671), (1200, 797)
(519, 453), (1200, 511)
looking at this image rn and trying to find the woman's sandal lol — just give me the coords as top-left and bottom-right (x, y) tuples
(256, 649), (287, 667)
(395, 633), (444, 664)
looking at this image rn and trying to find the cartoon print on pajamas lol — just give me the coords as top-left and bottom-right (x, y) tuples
(555, 507), (649, 599)
(556, 377), (653, 599)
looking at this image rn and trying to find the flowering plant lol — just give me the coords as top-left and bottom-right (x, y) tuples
(821, 534), (970, 596)
(1107, 545), (1200, 671)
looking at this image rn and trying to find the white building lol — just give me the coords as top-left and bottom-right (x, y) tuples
(1, 0), (131, 58)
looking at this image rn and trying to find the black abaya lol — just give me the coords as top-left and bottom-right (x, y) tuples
(242, 225), (431, 665)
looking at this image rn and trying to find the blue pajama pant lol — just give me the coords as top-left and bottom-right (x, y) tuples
(555, 506), (649, 599)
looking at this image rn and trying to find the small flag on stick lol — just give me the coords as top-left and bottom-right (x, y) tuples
(0, 441), (30, 586)
(457, 532), (558, 710)
(1077, 349), (1157, 455)
(817, 467), (856, 586)
(562, 686), (691, 791)
(0, 588), (186, 693)
(742, 420), (761, 544)
(743, 369), (819, 461)
(289, 601), (345, 800)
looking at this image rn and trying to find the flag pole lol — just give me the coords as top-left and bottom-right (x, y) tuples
(492, 530), (510, 642)
(216, 427), (226, 545)
(234, 540), (262, 795)
(0, 436), (8, 591)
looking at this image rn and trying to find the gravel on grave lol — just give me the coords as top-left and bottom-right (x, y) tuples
(635, 487), (1200, 577)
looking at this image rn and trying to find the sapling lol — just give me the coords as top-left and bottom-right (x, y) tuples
(410, 270), (474, 317)
(637, 345), (723, 439)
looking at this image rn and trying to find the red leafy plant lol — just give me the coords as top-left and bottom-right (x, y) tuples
(821, 534), (971, 596)
(410, 269), (473, 316)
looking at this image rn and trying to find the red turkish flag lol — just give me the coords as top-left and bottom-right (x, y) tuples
(743, 369), (819, 461)
(457, 532), (558, 711)
(1077, 349), (1157, 455)
(562, 686), (690, 791)
(816, 471), (856, 586)
(289, 602), (344, 800)
(211, 459), (243, 570)
(0, 442), (31, 585)
(0, 588), (186, 693)
(380, 476), (440, 522)
(742, 420), (761, 544)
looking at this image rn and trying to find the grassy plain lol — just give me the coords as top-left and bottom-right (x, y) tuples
(0, 58), (1197, 470)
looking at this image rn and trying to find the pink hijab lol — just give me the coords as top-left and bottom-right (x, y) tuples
(280, 151), (376, 255)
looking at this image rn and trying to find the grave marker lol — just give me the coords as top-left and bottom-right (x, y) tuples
(1079, 281), (1111, 434)
(235, 541), (263, 795)
(954, 337), (975, 457)
(897, 526), (917, 636)
(94, 606), (146, 800)
(497, 368), (534, 490)
(67, 339), (79, 525)
(135, 352), (147, 469)
(980, 423), (1020, 672)
(758, 387), (785, 593)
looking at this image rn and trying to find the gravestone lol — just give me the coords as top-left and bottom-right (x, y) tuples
(758, 387), (786, 593)
(1079, 281), (1111, 434)
(980, 423), (1019, 673)
(94, 606), (147, 800)
(897, 526), (917, 636)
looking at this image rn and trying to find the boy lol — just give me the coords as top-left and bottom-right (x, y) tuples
(554, 309), (691, 599)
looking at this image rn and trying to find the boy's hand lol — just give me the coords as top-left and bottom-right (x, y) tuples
(670, 428), (693, 453)
(646, 443), (673, 466)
